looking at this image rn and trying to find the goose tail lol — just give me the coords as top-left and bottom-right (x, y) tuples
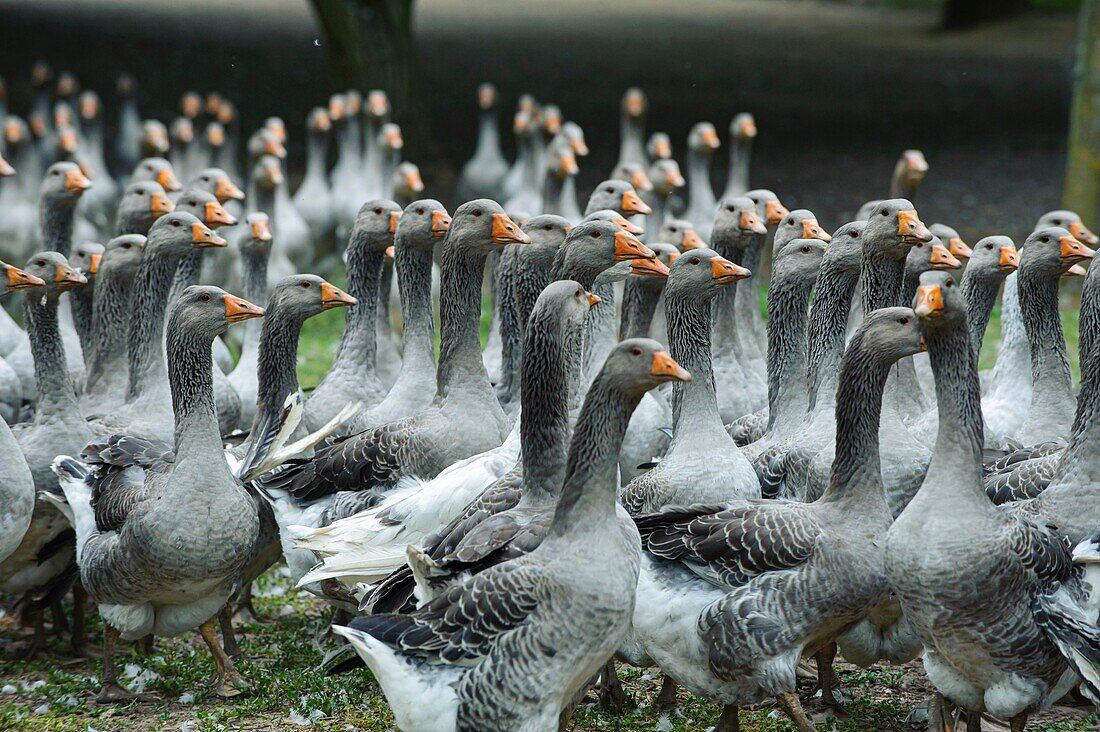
(1033, 581), (1100, 703)
(49, 456), (97, 563)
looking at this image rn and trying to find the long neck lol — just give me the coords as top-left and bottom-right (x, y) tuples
(861, 250), (906, 313)
(40, 199), (76, 256)
(806, 260), (861, 409)
(127, 252), (181, 397)
(818, 337), (893, 506)
(709, 235), (743, 348)
(766, 275), (812, 428)
(519, 137), (539, 193)
(687, 149), (715, 211)
(85, 266), (133, 387)
(305, 131), (327, 181)
(72, 284), (95, 353)
(549, 377), (641, 536)
(1068, 280), (1100, 465)
(396, 243), (435, 365)
(167, 324), (228, 464)
(436, 243), (489, 396)
(169, 248), (206, 305)
(1019, 268), (1072, 408)
(961, 272), (1002, 360)
(332, 243), (382, 372)
(1078, 263), (1100, 369)
(724, 138), (751, 197)
(732, 238), (763, 334)
(667, 291), (723, 441)
(251, 185), (275, 221)
(520, 316), (572, 501)
(541, 173), (565, 217)
(474, 110), (501, 159)
(236, 247), (271, 374)
(618, 115), (643, 164)
(25, 293), (80, 418)
(620, 282), (661, 340)
(252, 310), (304, 432)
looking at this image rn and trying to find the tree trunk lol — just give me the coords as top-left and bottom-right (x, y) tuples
(941, 0), (1029, 29)
(1064, 0), (1100, 229)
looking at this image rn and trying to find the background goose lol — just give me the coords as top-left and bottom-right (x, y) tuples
(456, 83), (509, 202)
(334, 338), (688, 732)
(683, 122), (721, 242)
(74, 92), (116, 234)
(0, 117), (38, 264)
(721, 113), (756, 200)
(51, 285), (263, 701)
(246, 154), (296, 288)
(260, 200), (528, 513)
(227, 213), (275, 431)
(294, 107), (336, 251)
(616, 87), (648, 170)
(111, 74), (141, 180)
(645, 157), (686, 234)
(633, 306), (925, 732)
(886, 270), (1100, 731)
(114, 180), (173, 236)
(67, 240), (104, 361)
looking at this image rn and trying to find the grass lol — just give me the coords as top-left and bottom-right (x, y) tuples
(0, 279), (1089, 731)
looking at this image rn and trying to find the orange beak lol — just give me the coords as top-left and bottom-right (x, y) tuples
(224, 293), (265, 323)
(653, 138), (672, 159)
(651, 350), (691, 382)
(150, 190), (174, 216)
(405, 169), (425, 193)
(386, 129), (404, 150)
(1070, 221), (1099, 246)
(612, 215), (645, 236)
(478, 85), (495, 110)
(369, 92), (389, 117)
(0, 155), (13, 177)
(571, 137), (590, 157)
(712, 255), (751, 284)
(665, 166), (685, 188)
(314, 111), (332, 132)
(88, 253), (102, 275)
(384, 245), (395, 261)
(431, 209), (452, 237)
(192, 222), (228, 248)
(700, 128), (720, 149)
(64, 168), (92, 193)
(250, 218), (273, 241)
(998, 245), (1020, 272)
(630, 169), (652, 191)
(614, 230), (657, 261)
(625, 92), (645, 117)
(914, 284), (944, 318)
(1060, 235), (1095, 266)
(906, 151), (929, 175)
(156, 167), (181, 192)
(801, 218), (831, 242)
(948, 237), (972, 260)
(929, 243), (961, 270)
(5, 264), (44, 290)
(491, 213), (531, 244)
(54, 263), (87, 288)
(321, 281), (357, 309)
(742, 210), (768, 236)
(29, 115), (47, 137)
(765, 199), (789, 226)
(204, 201), (237, 228)
(176, 123), (194, 144)
(621, 190), (652, 216)
(1064, 264), (1089, 278)
(897, 209), (932, 243)
(217, 104), (236, 125)
(207, 125), (225, 147)
(389, 211), (401, 234)
(739, 118), (758, 138)
(215, 177), (245, 202)
(631, 256), (671, 278)
(59, 129), (79, 153)
(586, 291), (602, 307)
(328, 99), (345, 121)
(266, 138), (287, 159)
(681, 228), (705, 250)
(3, 120), (21, 144)
(263, 160), (284, 186)
(560, 153), (579, 176)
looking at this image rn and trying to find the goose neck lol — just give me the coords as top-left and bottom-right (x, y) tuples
(724, 138), (752, 198)
(168, 324), (230, 468)
(667, 292), (723, 441)
(620, 280), (662, 340)
(25, 293), (80, 419)
(686, 150), (715, 211)
(437, 244), (493, 399)
(806, 260), (861, 410)
(85, 267), (133, 388)
(520, 313), (572, 501)
(254, 312), (304, 428)
(333, 244), (383, 369)
(126, 252), (179, 399)
(1019, 269), (1072, 413)
(766, 274), (813, 429)
(860, 252), (906, 313)
(305, 132), (328, 181)
(40, 198), (77, 257)
(474, 111), (502, 160)
(396, 244), (436, 365)
(960, 272), (1002, 360)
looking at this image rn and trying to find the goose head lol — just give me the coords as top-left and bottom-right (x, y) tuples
(665, 246), (749, 302)
(397, 199), (451, 249)
(929, 223), (971, 262)
(822, 221), (867, 276)
(147, 211), (227, 258)
(687, 122), (720, 155)
(174, 285), (263, 338)
(647, 132), (672, 161)
(101, 235), (147, 280)
(238, 213), (274, 258)
(252, 155), (285, 191)
(350, 199), (404, 258)
(0, 260), (45, 296)
(70, 241), (105, 281)
(140, 120), (170, 158)
(913, 269), (964, 327)
(712, 197), (767, 249)
(180, 91), (202, 121)
(562, 122), (588, 157)
(649, 159), (685, 197)
(586, 179), (651, 218)
(609, 338), (692, 393)
(22, 251), (87, 299)
(906, 236), (961, 282)
(967, 236), (1019, 279)
(862, 199), (932, 260)
(1035, 210), (1098, 247)
(773, 238), (828, 281)
(611, 161), (652, 192)
(585, 209), (644, 236)
(1022, 226), (1094, 279)
(729, 113), (757, 143)
(41, 162), (92, 207)
(270, 274), (355, 318)
(190, 167), (245, 204)
(657, 219), (704, 251)
(118, 181), (174, 230)
(857, 306), (926, 363)
(746, 188), (788, 227)
(132, 157), (179, 191)
(520, 214), (571, 249)
(448, 199), (529, 254)
(621, 88), (647, 120)
(174, 188), (237, 229)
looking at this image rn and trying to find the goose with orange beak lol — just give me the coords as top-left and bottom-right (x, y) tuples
(457, 83), (510, 202)
(722, 112), (757, 199)
(294, 107), (338, 246)
(684, 122), (721, 242)
(616, 86), (649, 168)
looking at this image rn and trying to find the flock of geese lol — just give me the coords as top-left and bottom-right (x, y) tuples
(2, 63), (1100, 732)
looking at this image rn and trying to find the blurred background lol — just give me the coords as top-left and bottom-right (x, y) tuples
(0, 0), (1094, 244)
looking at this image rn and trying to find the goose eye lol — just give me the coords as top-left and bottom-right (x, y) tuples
(802, 245), (811, 253)
(416, 208), (424, 215)
(945, 280), (954, 287)
(36, 260), (45, 267)
(592, 231), (601, 239)
(786, 218), (794, 225)
(122, 243), (131, 249)
(200, 293), (210, 301)
(171, 220), (180, 227)
(631, 346), (642, 356)
(849, 230), (859, 238)
(986, 244), (993, 250)
(899, 316), (910, 325)
(373, 207), (382, 215)
(1041, 237), (1049, 243)
(188, 200), (196, 207)
(691, 257), (700, 264)
(881, 209), (889, 216)
(473, 209), (482, 217)
(670, 226), (678, 232)
(605, 187), (613, 193)
(545, 225), (552, 231)
(575, 288), (582, 297)
(52, 170), (60, 176)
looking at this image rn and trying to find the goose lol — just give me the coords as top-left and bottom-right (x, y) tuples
(265, 120), (313, 268)
(333, 338), (688, 732)
(7, 162), (92, 399)
(503, 110), (541, 217)
(138, 120), (170, 161)
(291, 280), (596, 592)
(259, 201), (528, 513)
(350, 200), (451, 432)
(620, 243), (681, 342)
(644, 157), (686, 235)
(683, 122), (721, 242)
(67, 240), (104, 360)
(886, 269), (1100, 732)
(130, 156), (180, 193)
(227, 214), (276, 431)
(1014, 226), (1094, 445)
(246, 155), (296, 287)
(96, 212), (228, 442)
(74, 91), (117, 234)
(0, 117), (38, 265)
(363, 225), (655, 615)
(641, 218), (702, 346)
(114, 179), (173, 236)
(855, 149), (928, 221)
(0, 260), (43, 567)
(540, 137), (580, 219)
(361, 90), (391, 193)
(50, 285), (264, 701)
(708, 198), (770, 422)
(456, 83), (509, 201)
(500, 94), (538, 201)
(721, 113), (756, 200)
(533, 105), (562, 193)
(616, 87), (648, 169)
(736, 190), (790, 379)
(304, 199), (401, 431)
(212, 100), (243, 188)
(169, 117), (196, 187)
(554, 121), (588, 222)
(621, 247), (757, 516)
(81, 234), (146, 415)
(495, 215), (580, 414)
(633, 305), (925, 732)
(1, 252), (88, 656)
(112, 74), (142, 180)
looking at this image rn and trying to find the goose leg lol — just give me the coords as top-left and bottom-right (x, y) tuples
(50, 597), (69, 634)
(926, 693), (955, 732)
(1009, 713), (1027, 732)
(232, 583), (267, 624)
(815, 642), (848, 711)
(96, 624), (157, 703)
(597, 659), (627, 711)
(71, 584), (86, 657)
(716, 704), (740, 732)
(964, 710), (981, 731)
(199, 618), (249, 698)
(776, 691), (817, 732)
(655, 674), (678, 710)
(219, 604), (243, 660)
